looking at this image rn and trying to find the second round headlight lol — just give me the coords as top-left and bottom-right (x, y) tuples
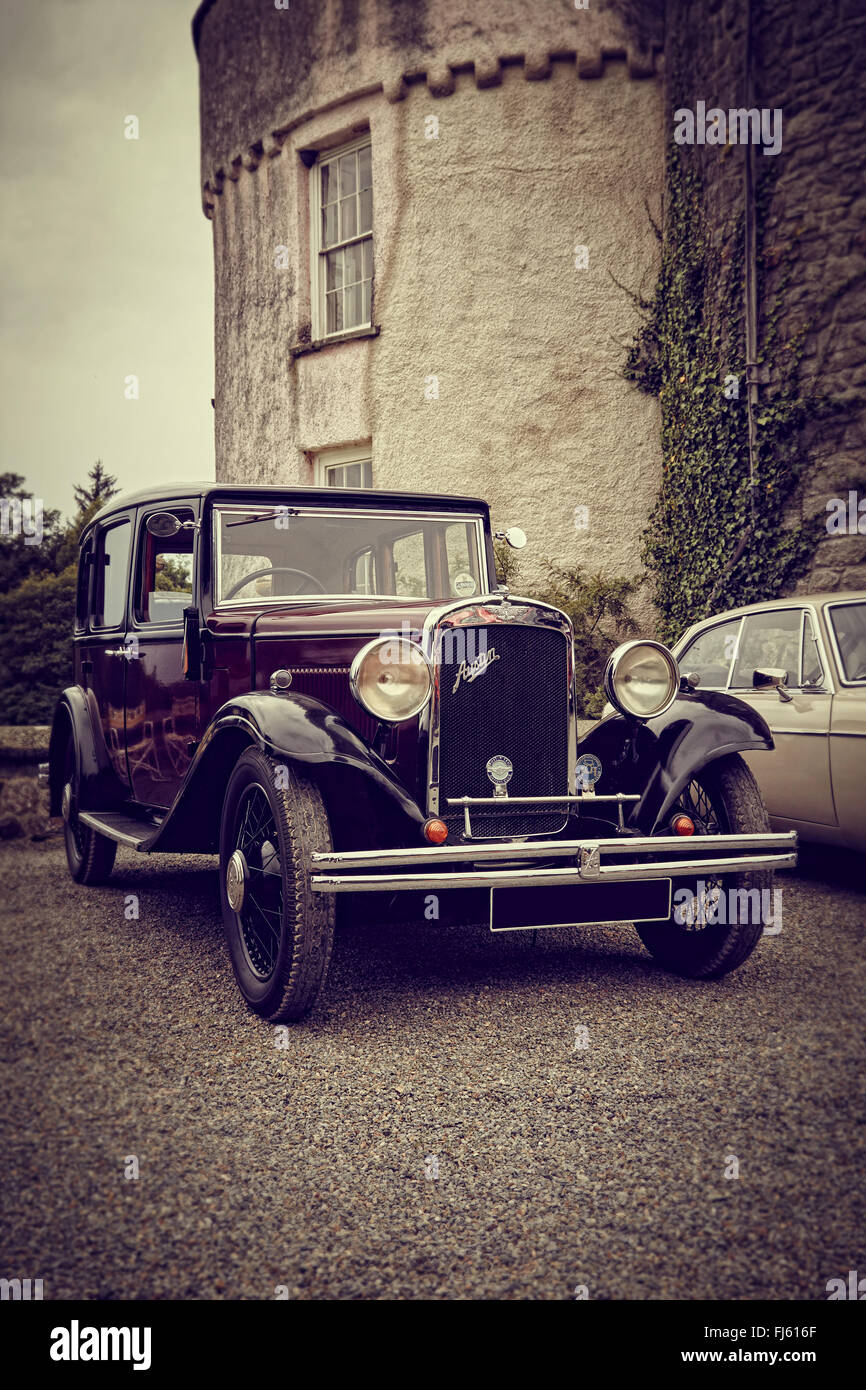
(350, 637), (432, 722)
(604, 640), (679, 720)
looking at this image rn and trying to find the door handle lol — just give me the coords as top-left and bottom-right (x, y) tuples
(104, 647), (129, 657)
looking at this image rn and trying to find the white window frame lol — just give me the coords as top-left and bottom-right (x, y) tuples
(313, 444), (373, 489)
(309, 134), (373, 342)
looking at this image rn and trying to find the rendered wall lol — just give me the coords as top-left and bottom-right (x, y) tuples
(197, 0), (664, 605)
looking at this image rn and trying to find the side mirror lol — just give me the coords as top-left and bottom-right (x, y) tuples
(753, 667), (793, 702)
(147, 512), (182, 538)
(182, 605), (201, 681)
(495, 527), (527, 550)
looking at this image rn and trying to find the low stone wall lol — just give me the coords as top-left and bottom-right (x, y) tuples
(0, 726), (53, 840)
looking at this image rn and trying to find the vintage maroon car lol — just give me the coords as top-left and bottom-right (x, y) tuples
(46, 484), (796, 1021)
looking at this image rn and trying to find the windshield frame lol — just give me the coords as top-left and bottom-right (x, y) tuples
(211, 503), (490, 609)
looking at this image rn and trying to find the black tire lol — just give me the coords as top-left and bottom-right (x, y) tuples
(635, 754), (772, 979)
(219, 747), (336, 1023)
(62, 736), (117, 885)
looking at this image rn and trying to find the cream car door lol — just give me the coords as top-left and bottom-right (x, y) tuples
(730, 607), (835, 826)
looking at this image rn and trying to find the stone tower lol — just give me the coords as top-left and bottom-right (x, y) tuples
(193, 0), (665, 602)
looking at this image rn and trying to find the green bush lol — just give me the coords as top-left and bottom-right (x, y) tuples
(0, 565), (76, 724)
(494, 543), (641, 716)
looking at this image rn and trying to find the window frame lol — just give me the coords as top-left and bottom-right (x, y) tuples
(313, 444), (373, 489)
(211, 504), (489, 610)
(75, 537), (93, 634)
(132, 505), (197, 630)
(91, 517), (133, 632)
(309, 134), (373, 343)
(729, 607), (805, 690)
(679, 604), (835, 694)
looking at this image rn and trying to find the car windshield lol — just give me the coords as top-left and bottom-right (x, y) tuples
(214, 505), (487, 605)
(829, 601), (866, 682)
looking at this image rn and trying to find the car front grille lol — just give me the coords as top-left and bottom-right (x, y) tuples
(433, 617), (571, 838)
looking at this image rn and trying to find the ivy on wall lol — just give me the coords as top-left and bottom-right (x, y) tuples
(625, 147), (825, 646)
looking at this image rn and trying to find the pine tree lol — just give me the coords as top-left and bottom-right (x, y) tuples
(72, 461), (118, 513)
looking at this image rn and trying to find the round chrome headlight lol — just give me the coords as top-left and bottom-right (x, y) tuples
(350, 637), (432, 723)
(604, 640), (679, 720)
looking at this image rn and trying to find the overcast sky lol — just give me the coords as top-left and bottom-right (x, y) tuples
(0, 0), (214, 519)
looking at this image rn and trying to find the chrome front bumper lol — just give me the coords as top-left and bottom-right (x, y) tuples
(310, 831), (797, 893)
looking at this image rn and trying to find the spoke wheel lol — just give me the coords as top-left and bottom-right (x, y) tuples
(219, 748), (336, 1022)
(635, 754), (773, 979)
(232, 785), (284, 980)
(669, 777), (725, 932)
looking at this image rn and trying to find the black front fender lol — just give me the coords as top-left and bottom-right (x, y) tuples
(580, 690), (774, 834)
(149, 693), (426, 853)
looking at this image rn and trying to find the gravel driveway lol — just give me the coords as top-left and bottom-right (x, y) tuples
(1, 836), (863, 1300)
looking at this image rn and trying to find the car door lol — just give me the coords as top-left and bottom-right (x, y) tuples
(123, 502), (199, 809)
(824, 600), (866, 850)
(82, 513), (135, 789)
(728, 607), (835, 827)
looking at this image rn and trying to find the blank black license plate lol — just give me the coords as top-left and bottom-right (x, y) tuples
(489, 879), (672, 932)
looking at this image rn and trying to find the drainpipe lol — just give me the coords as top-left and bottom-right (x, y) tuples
(707, 0), (759, 609)
(743, 0), (759, 530)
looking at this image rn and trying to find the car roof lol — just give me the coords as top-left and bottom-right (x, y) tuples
(89, 482), (491, 528)
(676, 591), (866, 643)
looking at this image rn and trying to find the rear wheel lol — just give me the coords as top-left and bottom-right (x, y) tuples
(635, 754), (772, 979)
(62, 736), (117, 885)
(219, 748), (336, 1022)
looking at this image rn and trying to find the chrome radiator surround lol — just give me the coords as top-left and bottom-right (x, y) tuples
(421, 593), (577, 835)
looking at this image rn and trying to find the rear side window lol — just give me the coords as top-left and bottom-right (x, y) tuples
(75, 539), (92, 632)
(392, 531), (427, 597)
(94, 521), (131, 629)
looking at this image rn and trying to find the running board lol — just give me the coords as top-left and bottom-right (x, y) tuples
(78, 810), (162, 851)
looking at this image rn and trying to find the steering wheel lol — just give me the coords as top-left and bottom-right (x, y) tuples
(224, 566), (327, 600)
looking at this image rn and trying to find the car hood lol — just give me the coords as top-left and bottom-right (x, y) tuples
(220, 596), (446, 639)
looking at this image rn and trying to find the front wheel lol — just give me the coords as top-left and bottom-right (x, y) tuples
(219, 748), (336, 1023)
(635, 754), (773, 979)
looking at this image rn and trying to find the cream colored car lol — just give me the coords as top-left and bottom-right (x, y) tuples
(671, 592), (866, 852)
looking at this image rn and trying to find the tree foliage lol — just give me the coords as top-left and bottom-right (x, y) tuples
(0, 462), (117, 723)
(494, 543), (641, 716)
(624, 150), (827, 644)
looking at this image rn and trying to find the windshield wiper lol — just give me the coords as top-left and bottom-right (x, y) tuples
(225, 509), (300, 528)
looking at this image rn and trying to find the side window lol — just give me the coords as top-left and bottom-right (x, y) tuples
(679, 619), (741, 689)
(320, 457), (373, 488)
(136, 510), (195, 624)
(75, 539), (92, 632)
(730, 609), (802, 688)
(445, 522), (479, 598)
(392, 531), (427, 597)
(801, 612), (825, 686)
(94, 521), (131, 629)
(349, 548), (375, 595)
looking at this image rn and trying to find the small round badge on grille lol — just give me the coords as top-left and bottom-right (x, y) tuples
(486, 755), (513, 787)
(575, 753), (602, 791)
